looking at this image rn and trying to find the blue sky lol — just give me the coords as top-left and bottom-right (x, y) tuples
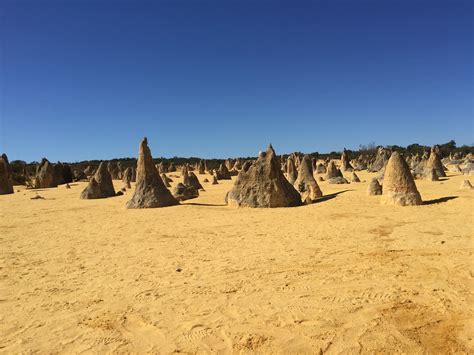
(1, 0), (473, 162)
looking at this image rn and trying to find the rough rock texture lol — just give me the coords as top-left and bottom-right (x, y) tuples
(315, 163), (326, 174)
(216, 163), (231, 180)
(53, 163), (73, 185)
(211, 174), (219, 185)
(173, 182), (199, 201)
(367, 178), (382, 195)
(233, 159), (242, 171)
(225, 159), (234, 171)
(226, 145), (302, 208)
(286, 156), (297, 185)
(461, 162), (474, 176)
(369, 147), (391, 172)
(351, 172), (361, 183)
(157, 162), (167, 174)
(107, 162), (121, 180)
(293, 155), (323, 203)
(425, 145), (446, 178)
(340, 149), (354, 172)
(198, 160), (206, 174)
(73, 170), (87, 181)
(161, 173), (172, 187)
(182, 165), (204, 190)
(241, 161), (252, 172)
(187, 172), (204, 191)
(122, 167), (136, 185)
(460, 180), (473, 189)
(84, 166), (94, 177)
(423, 167), (439, 181)
(126, 138), (178, 208)
(35, 158), (57, 188)
(327, 176), (350, 184)
(381, 152), (422, 206)
(0, 153), (14, 195)
(94, 162), (116, 197)
(325, 161), (343, 180)
(80, 178), (105, 199)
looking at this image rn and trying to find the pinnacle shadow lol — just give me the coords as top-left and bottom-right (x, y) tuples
(313, 189), (353, 203)
(423, 196), (458, 205)
(182, 202), (228, 207)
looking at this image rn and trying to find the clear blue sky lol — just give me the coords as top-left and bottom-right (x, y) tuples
(1, 0), (473, 162)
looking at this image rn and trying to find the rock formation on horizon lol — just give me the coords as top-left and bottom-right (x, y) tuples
(381, 151), (422, 206)
(226, 145), (302, 208)
(340, 148), (354, 172)
(369, 147), (391, 172)
(126, 138), (178, 208)
(216, 163), (231, 180)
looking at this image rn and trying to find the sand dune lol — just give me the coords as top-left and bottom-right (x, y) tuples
(1, 171), (473, 353)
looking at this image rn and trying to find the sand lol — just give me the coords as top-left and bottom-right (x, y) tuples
(1, 171), (473, 353)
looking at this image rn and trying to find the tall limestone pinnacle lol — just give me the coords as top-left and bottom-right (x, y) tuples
(381, 151), (422, 206)
(126, 137), (178, 208)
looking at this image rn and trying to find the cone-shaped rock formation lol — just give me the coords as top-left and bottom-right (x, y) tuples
(126, 138), (178, 208)
(226, 145), (302, 208)
(381, 152), (422, 206)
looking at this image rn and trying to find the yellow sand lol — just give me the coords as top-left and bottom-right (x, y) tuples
(1, 171), (473, 353)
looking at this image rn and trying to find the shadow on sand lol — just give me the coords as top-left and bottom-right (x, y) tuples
(314, 190), (353, 203)
(423, 196), (458, 205)
(182, 202), (228, 207)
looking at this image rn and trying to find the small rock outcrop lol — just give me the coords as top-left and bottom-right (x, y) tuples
(126, 138), (178, 208)
(0, 153), (14, 195)
(425, 145), (446, 178)
(173, 182), (199, 201)
(216, 163), (231, 180)
(80, 178), (105, 199)
(351, 172), (361, 183)
(367, 178), (382, 195)
(381, 152), (422, 206)
(226, 145), (302, 208)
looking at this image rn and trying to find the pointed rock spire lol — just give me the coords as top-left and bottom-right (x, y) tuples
(126, 138), (178, 208)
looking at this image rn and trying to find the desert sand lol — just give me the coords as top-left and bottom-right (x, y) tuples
(1, 171), (473, 353)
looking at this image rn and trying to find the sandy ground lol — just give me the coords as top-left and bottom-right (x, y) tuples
(1, 170), (473, 354)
